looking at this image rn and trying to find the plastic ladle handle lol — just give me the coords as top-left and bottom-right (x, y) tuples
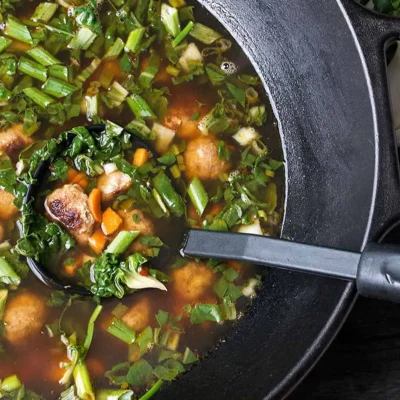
(181, 230), (400, 303)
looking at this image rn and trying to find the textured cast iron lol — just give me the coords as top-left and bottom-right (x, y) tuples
(155, 1), (400, 399)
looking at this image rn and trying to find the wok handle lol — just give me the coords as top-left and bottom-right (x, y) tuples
(339, 0), (400, 234)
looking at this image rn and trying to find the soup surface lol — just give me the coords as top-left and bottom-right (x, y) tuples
(0, 0), (284, 399)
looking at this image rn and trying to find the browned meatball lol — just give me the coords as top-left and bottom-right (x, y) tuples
(97, 171), (132, 204)
(117, 208), (155, 254)
(0, 124), (33, 160)
(184, 136), (231, 181)
(122, 297), (152, 332)
(0, 189), (18, 220)
(4, 292), (47, 344)
(171, 262), (215, 302)
(45, 184), (95, 246)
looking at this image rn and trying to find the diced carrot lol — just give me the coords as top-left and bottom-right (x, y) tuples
(88, 188), (103, 223)
(64, 264), (77, 277)
(71, 172), (85, 184)
(67, 168), (78, 182)
(101, 208), (123, 236)
(77, 176), (89, 190)
(133, 148), (149, 167)
(89, 228), (108, 254)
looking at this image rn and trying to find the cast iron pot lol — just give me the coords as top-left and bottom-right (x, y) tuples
(157, 1), (400, 399)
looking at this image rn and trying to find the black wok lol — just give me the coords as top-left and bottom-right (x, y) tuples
(155, 0), (400, 399)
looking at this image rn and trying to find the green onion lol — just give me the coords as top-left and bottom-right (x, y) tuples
(69, 27), (97, 50)
(73, 361), (95, 400)
(104, 37), (125, 59)
(111, 303), (129, 319)
(27, 46), (60, 66)
(166, 64), (180, 77)
(125, 119), (152, 139)
(189, 23), (222, 44)
(86, 93), (100, 122)
(188, 176), (209, 216)
(42, 77), (78, 98)
(138, 380), (163, 400)
(153, 189), (170, 216)
(125, 27), (145, 53)
(0, 375), (22, 393)
(23, 87), (55, 108)
(106, 231), (140, 255)
(18, 57), (47, 82)
(97, 389), (134, 400)
(226, 82), (246, 107)
(127, 94), (156, 119)
(74, 57), (101, 87)
(104, 81), (129, 108)
(183, 347), (198, 364)
(4, 16), (33, 45)
(107, 318), (137, 344)
(99, 68), (114, 89)
(48, 64), (69, 82)
(152, 171), (185, 217)
(23, 108), (40, 136)
(139, 52), (160, 88)
(173, 21), (195, 47)
(0, 257), (21, 286)
(169, 164), (181, 179)
(32, 3), (58, 22)
(0, 37), (12, 53)
(161, 4), (181, 37)
(0, 289), (8, 320)
(82, 304), (103, 357)
(0, 86), (11, 102)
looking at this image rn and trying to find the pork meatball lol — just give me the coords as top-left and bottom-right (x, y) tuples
(0, 124), (33, 160)
(184, 136), (231, 181)
(45, 184), (95, 246)
(117, 208), (154, 254)
(4, 292), (46, 344)
(0, 189), (18, 220)
(171, 262), (215, 302)
(122, 297), (152, 332)
(97, 171), (132, 204)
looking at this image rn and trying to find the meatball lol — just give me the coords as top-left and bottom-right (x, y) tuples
(117, 208), (154, 254)
(97, 171), (132, 204)
(4, 292), (46, 344)
(122, 297), (152, 332)
(0, 124), (33, 160)
(45, 184), (95, 246)
(0, 189), (18, 220)
(171, 262), (215, 302)
(184, 136), (231, 181)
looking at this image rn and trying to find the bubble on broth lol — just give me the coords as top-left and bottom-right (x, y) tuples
(221, 61), (238, 76)
(67, 7), (74, 17)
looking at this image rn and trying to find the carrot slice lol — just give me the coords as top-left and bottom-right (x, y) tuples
(71, 172), (85, 184)
(89, 229), (108, 254)
(88, 188), (103, 223)
(133, 148), (149, 167)
(67, 168), (78, 182)
(101, 208), (123, 236)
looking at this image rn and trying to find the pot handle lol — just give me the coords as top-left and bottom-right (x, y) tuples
(339, 0), (400, 237)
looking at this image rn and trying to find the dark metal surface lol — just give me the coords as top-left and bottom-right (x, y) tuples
(158, 0), (392, 399)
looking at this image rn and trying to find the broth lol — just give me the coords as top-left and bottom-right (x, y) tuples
(0, 1), (284, 399)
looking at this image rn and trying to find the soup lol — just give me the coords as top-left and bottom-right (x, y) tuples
(0, 0), (284, 398)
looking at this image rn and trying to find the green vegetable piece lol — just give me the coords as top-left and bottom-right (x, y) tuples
(189, 23), (222, 44)
(18, 57), (47, 82)
(152, 171), (185, 217)
(266, 182), (278, 213)
(96, 389), (134, 400)
(173, 21), (195, 47)
(139, 236), (164, 247)
(69, 27), (97, 50)
(226, 82), (246, 107)
(0, 374), (22, 392)
(182, 347), (198, 364)
(0, 37), (12, 53)
(73, 361), (94, 400)
(42, 77), (78, 98)
(4, 16), (33, 45)
(139, 52), (160, 88)
(23, 87), (55, 108)
(82, 304), (103, 357)
(107, 318), (137, 344)
(0, 257), (21, 286)
(217, 141), (232, 161)
(32, 3), (58, 23)
(105, 37), (125, 59)
(188, 176), (209, 217)
(190, 304), (223, 324)
(125, 27), (146, 53)
(127, 359), (153, 387)
(138, 380), (163, 400)
(156, 309), (170, 328)
(127, 94), (156, 119)
(0, 289), (8, 320)
(106, 231), (140, 255)
(161, 3), (181, 37)
(27, 46), (61, 66)
(48, 64), (69, 82)
(74, 57), (101, 87)
(0, 86), (11, 101)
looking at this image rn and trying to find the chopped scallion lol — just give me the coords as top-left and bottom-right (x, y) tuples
(104, 37), (125, 59)
(32, 3), (58, 23)
(125, 27), (145, 53)
(73, 361), (95, 400)
(5, 16), (33, 45)
(107, 318), (137, 344)
(0, 37), (12, 53)
(0, 86), (11, 102)
(106, 231), (140, 255)
(161, 4), (181, 38)
(138, 52), (160, 88)
(172, 21), (195, 47)
(48, 64), (69, 82)
(104, 81), (129, 108)
(42, 77), (78, 98)
(27, 46), (60, 66)
(127, 94), (156, 119)
(85, 93), (100, 123)
(69, 27), (97, 50)
(23, 87), (55, 108)
(74, 57), (101, 87)
(0, 257), (20, 286)
(0, 375), (22, 393)
(189, 23), (222, 45)
(188, 176), (209, 216)
(0, 289), (8, 320)
(18, 57), (47, 82)
(166, 64), (181, 77)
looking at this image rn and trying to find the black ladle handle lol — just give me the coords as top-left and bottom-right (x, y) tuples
(182, 230), (400, 303)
